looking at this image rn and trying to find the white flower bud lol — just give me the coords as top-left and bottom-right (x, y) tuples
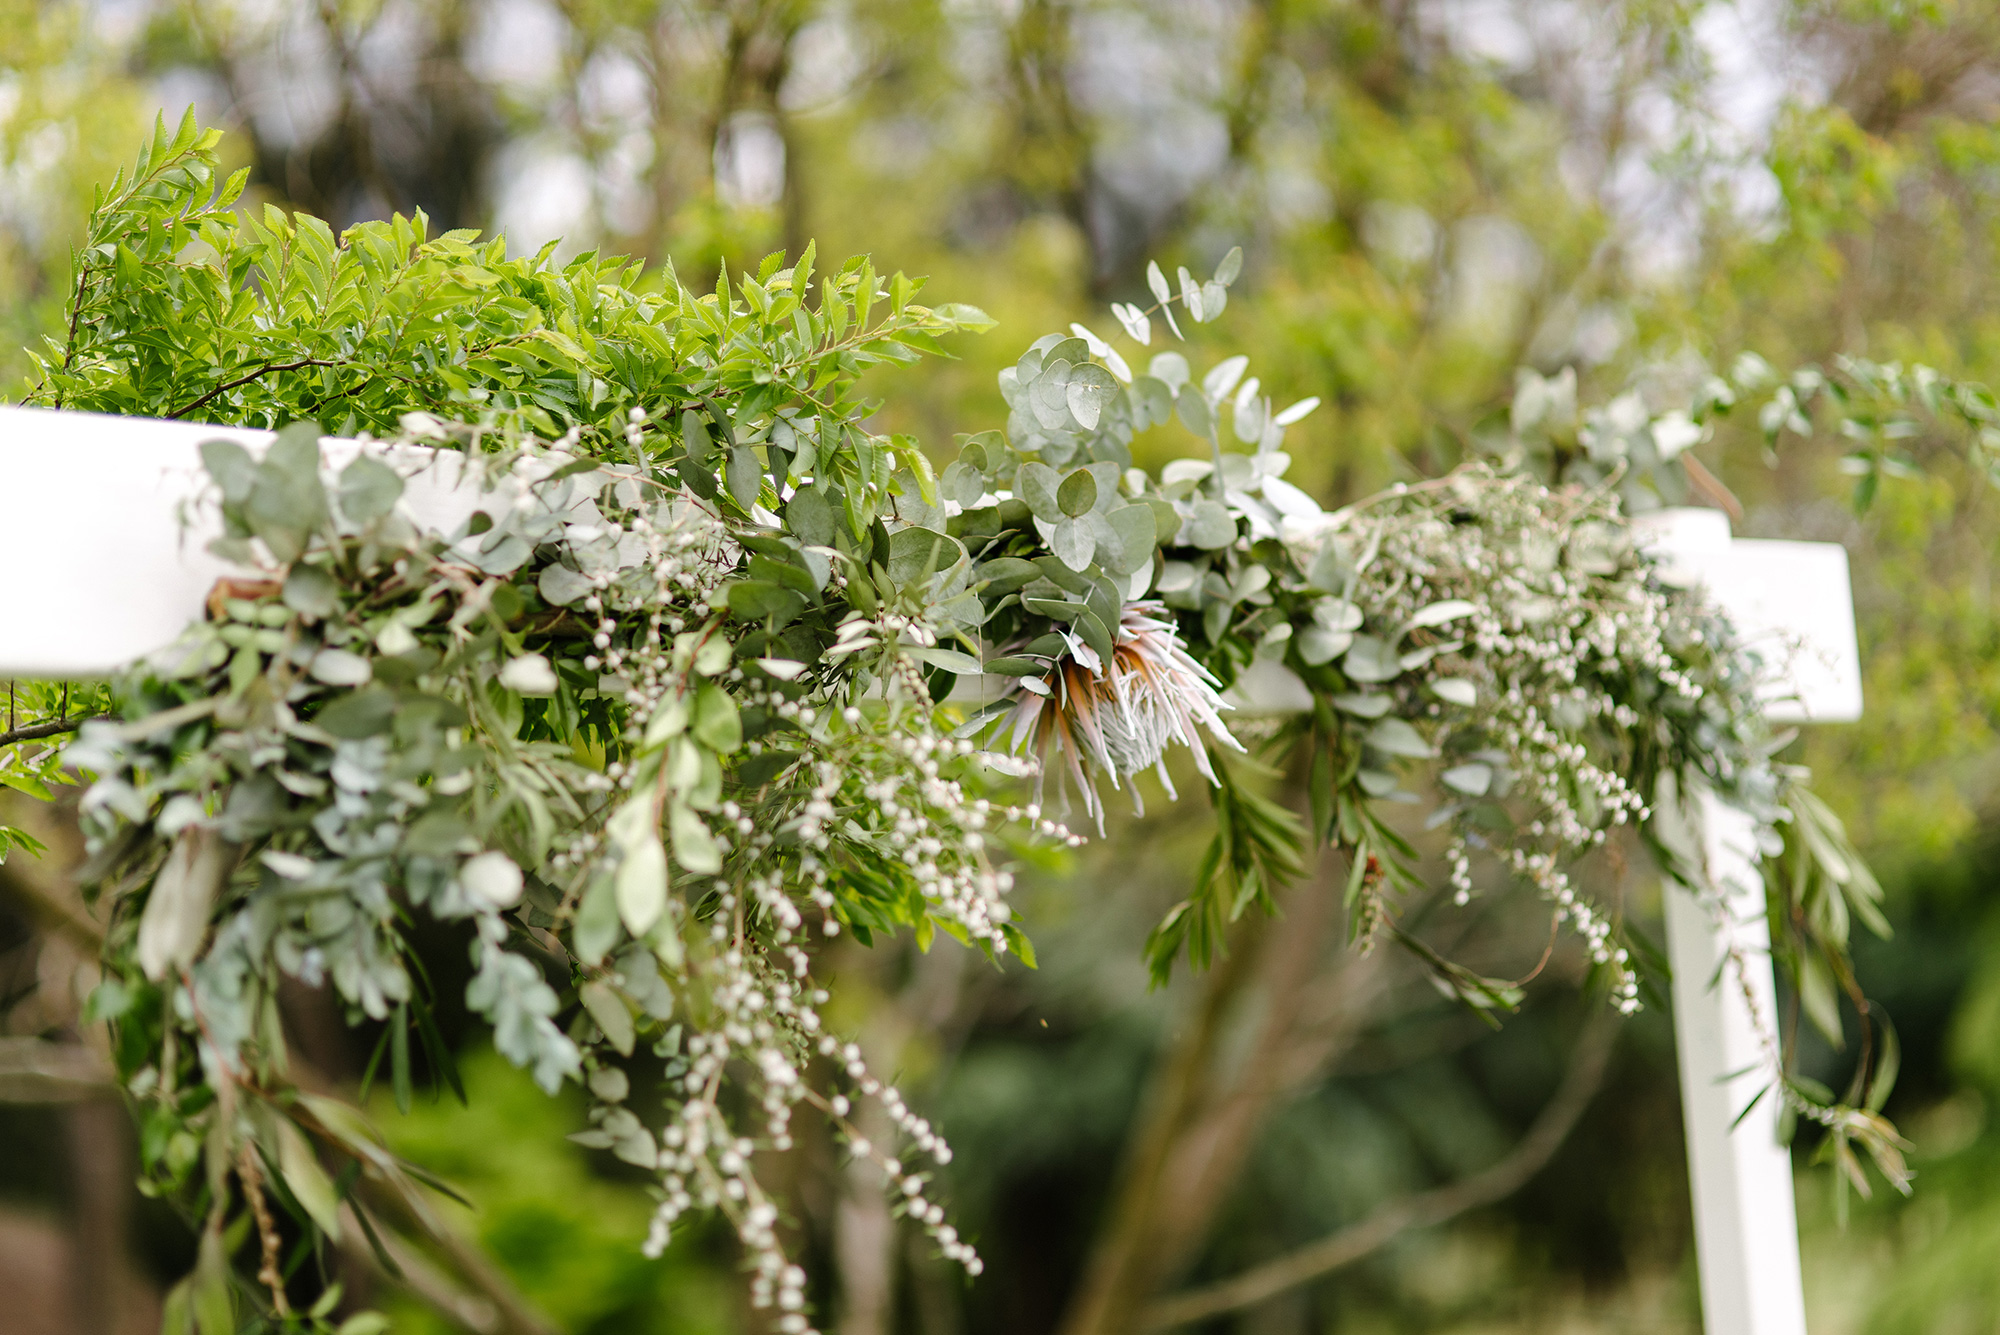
(499, 652), (560, 696)
(461, 850), (524, 909)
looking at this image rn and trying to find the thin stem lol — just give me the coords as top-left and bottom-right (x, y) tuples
(167, 358), (340, 420)
(238, 1142), (291, 1315)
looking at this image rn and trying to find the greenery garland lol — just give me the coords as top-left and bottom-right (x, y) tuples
(0, 115), (1916, 1330)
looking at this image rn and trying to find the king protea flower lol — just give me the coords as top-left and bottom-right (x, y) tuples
(989, 601), (1241, 831)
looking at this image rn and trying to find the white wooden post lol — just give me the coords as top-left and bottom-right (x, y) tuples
(1664, 793), (1806, 1335)
(1637, 507), (1864, 1335)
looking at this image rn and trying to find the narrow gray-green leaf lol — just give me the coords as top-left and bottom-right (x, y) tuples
(1367, 717), (1434, 758)
(1213, 245), (1243, 285)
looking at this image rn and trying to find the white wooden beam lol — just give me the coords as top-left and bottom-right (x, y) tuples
(0, 405), (483, 677)
(1665, 792), (1808, 1335)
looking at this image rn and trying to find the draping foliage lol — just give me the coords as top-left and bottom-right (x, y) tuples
(0, 115), (1923, 1329)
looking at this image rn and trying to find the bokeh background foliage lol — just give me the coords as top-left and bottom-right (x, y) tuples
(6, 1), (2000, 1332)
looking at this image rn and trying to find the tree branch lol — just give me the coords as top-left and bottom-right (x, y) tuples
(1140, 1011), (1622, 1330)
(168, 358), (339, 420)
(0, 1038), (115, 1103)
(0, 715), (107, 748)
(1056, 912), (1270, 1335)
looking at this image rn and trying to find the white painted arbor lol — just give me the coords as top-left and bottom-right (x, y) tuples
(1637, 508), (1862, 1335)
(0, 405), (492, 676)
(0, 405), (1863, 1332)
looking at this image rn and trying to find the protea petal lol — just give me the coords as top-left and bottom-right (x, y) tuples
(983, 601), (1240, 832)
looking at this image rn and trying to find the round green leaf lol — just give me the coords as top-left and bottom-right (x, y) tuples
(1367, 717), (1433, 757)
(1342, 635), (1402, 683)
(692, 684), (742, 753)
(1101, 504), (1158, 575)
(1130, 375), (1173, 430)
(1017, 461), (1062, 521)
(1441, 763), (1493, 795)
(200, 438), (256, 503)
(317, 686), (396, 738)
(940, 459), (985, 507)
(284, 563), (341, 619)
(1186, 500), (1234, 549)
(669, 804), (721, 874)
(785, 487), (835, 546)
(1057, 467), (1098, 517)
(1052, 517), (1095, 572)
(1066, 363), (1119, 431)
(1175, 384), (1213, 437)
(337, 453), (404, 524)
(886, 525), (965, 584)
(1031, 360), (1075, 430)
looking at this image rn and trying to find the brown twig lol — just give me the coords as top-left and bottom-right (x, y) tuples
(1680, 452), (1744, 521)
(238, 1141), (292, 1315)
(1140, 1010), (1622, 1329)
(168, 358), (340, 420)
(0, 715), (109, 748)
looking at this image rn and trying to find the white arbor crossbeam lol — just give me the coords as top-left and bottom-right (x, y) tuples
(0, 405), (486, 677)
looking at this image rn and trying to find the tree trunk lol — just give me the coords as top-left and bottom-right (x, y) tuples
(1058, 850), (1386, 1335)
(67, 1091), (138, 1334)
